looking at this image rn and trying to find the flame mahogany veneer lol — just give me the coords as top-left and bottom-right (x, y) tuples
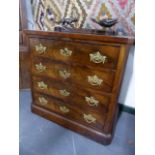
(24, 29), (134, 145)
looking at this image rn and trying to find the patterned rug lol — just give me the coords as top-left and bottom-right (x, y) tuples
(31, 0), (135, 36)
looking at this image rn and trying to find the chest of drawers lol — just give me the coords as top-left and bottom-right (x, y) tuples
(25, 30), (134, 145)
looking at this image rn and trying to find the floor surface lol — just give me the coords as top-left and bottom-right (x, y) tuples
(19, 90), (135, 155)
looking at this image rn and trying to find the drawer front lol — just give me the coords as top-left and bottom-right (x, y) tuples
(30, 38), (120, 70)
(32, 57), (115, 93)
(32, 76), (111, 113)
(33, 92), (106, 131)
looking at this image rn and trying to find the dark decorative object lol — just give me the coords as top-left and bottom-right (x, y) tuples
(57, 17), (78, 28)
(54, 17), (78, 31)
(91, 18), (118, 32)
(46, 7), (78, 30)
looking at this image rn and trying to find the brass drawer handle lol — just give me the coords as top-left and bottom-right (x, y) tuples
(35, 43), (47, 54)
(83, 114), (96, 123)
(59, 69), (71, 79)
(37, 81), (47, 89)
(85, 96), (99, 106)
(38, 97), (48, 105)
(59, 106), (70, 113)
(60, 48), (72, 57)
(89, 51), (107, 64)
(87, 75), (103, 86)
(35, 63), (46, 72)
(59, 89), (70, 97)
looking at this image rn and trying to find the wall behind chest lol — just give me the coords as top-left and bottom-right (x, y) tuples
(31, 0), (135, 36)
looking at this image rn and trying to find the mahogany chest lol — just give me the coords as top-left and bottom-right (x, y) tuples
(24, 30), (134, 145)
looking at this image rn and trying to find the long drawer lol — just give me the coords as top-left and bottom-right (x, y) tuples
(33, 92), (107, 132)
(32, 76), (111, 114)
(32, 57), (115, 93)
(30, 38), (120, 70)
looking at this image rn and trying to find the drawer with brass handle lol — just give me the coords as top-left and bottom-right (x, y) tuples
(59, 106), (70, 113)
(30, 38), (120, 70)
(60, 48), (72, 57)
(85, 96), (99, 107)
(59, 89), (70, 97)
(35, 43), (47, 54)
(33, 76), (73, 100)
(32, 76), (110, 113)
(38, 96), (48, 105)
(59, 69), (71, 79)
(32, 58), (115, 93)
(37, 81), (48, 89)
(35, 63), (46, 72)
(89, 51), (107, 64)
(83, 114), (96, 123)
(87, 75), (103, 86)
(34, 92), (106, 131)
